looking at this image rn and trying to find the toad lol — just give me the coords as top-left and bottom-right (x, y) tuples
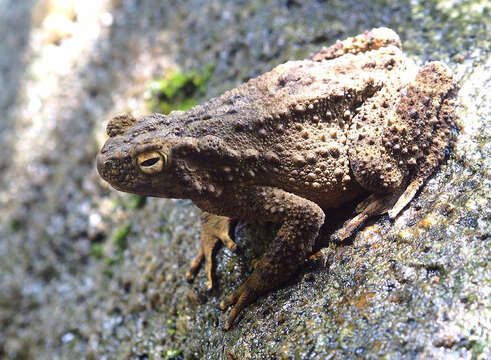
(97, 28), (457, 330)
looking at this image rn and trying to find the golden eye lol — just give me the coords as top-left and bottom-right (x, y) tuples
(137, 151), (167, 174)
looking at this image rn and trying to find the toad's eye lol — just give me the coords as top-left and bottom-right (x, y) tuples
(137, 151), (167, 174)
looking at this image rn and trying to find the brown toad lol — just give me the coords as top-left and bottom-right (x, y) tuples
(97, 28), (458, 330)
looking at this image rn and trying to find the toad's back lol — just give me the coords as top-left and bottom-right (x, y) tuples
(156, 45), (416, 207)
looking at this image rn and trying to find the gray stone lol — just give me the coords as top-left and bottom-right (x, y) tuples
(0, 1), (489, 359)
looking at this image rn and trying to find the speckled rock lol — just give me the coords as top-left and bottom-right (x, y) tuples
(0, 1), (489, 360)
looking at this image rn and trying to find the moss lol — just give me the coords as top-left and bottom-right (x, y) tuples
(124, 194), (147, 210)
(92, 223), (132, 269)
(109, 198), (119, 211)
(165, 349), (183, 360)
(469, 339), (488, 358)
(105, 255), (122, 266)
(112, 223), (131, 252)
(146, 63), (214, 114)
(166, 318), (177, 336)
(103, 268), (114, 278)
(89, 243), (104, 259)
(7, 218), (22, 232)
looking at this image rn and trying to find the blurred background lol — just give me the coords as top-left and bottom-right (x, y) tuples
(0, 0), (489, 359)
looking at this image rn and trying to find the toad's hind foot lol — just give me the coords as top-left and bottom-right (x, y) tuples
(387, 177), (425, 219)
(335, 175), (431, 242)
(334, 193), (399, 242)
(186, 212), (236, 290)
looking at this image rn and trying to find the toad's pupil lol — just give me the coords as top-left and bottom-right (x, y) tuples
(140, 157), (159, 167)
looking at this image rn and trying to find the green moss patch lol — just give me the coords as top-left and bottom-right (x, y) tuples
(146, 64), (214, 114)
(89, 243), (104, 259)
(165, 349), (183, 360)
(112, 223), (132, 252)
(124, 194), (147, 210)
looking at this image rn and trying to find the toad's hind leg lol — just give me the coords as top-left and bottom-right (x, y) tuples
(311, 27), (401, 61)
(387, 63), (458, 218)
(339, 63), (457, 240)
(348, 62), (456, 196)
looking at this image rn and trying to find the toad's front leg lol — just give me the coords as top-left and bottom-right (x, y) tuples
(186, 212), (236, 290)
(199, 186), (325, 330)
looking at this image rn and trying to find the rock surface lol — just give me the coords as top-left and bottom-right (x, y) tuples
(0, 1), (489, 359)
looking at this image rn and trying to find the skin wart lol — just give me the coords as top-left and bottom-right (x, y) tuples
(97, 28), (458, 330)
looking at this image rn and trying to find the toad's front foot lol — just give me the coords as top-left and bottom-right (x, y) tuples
(186, 212), (236, 290)
(210, 186), (325, 330)
(219, 262), (277, 330)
